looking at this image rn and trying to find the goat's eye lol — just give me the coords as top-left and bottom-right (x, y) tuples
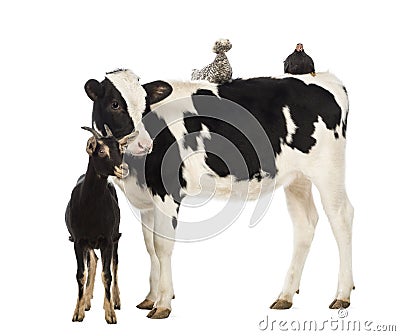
(111, 101), (119, 110)
(98, 148), (107, 157)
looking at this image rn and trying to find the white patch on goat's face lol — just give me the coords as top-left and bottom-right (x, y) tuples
(105, 70), (147, 127)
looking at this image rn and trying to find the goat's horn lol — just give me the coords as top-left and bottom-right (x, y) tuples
(81, 126), (102, 139)
(104, 124), (113, 137)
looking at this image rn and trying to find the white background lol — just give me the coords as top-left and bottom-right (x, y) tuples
(1, 0), (399, 335)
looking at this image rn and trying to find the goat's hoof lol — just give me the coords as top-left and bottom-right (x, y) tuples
(85, 300), (92, 311)
(72, 311), (85, 322)
(329, 299), (350, 309)
(113, 297), (121, 310)
(105, 310), (117, 324)
(270, 299), (292, 310)
(147, 307), (171, 319)
(137, 299), (154, 310)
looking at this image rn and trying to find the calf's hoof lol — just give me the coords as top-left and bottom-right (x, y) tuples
(136, 299), (154, 310)
(270, 299), (292, 310)
(147, 307), (171, 319)
(329, 299), (350, 309)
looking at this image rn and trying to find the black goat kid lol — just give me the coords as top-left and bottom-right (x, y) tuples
(65, 125), (137, 324)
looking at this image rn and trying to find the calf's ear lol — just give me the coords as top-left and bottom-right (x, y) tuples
(143, 81), (173, 105)
(119, 131), (139, 150)
(85, 79), (105, 101)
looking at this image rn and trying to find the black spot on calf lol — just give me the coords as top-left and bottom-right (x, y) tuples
(172, 216), (178, 230)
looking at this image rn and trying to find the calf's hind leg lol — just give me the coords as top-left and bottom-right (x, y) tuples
(316, 180), (354, 309)
(271, 176), (319, 309)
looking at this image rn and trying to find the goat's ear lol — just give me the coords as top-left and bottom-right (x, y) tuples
(143, 81), (172, 105)
(86, 136), (97, 155)
(85, 79), (104, 101)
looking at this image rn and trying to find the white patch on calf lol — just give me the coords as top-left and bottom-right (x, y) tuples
(151, 80), (219, 111)
(126, 122), (153, 155)
(113, 175), (153, 210)
(274, 116), (347, 190)
(106, 70), (153, 154)
(282, 106), (297, 144)
(105, 70), (146, 127)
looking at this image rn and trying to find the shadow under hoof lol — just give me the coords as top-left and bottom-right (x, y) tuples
(270, 299), (293, 310)
(329, 299), (350, 309)
(147, 307), (171, 319)
(136, 299), (154, 310)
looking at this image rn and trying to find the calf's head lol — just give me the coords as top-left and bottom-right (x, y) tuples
(82, 125), (137, 178)
(85, 69), (172, 155)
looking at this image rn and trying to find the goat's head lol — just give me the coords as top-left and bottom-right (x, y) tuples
(82, 125), (137, 178)
(85, 69), (172, 156)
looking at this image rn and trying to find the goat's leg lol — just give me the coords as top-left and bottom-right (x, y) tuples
(112, 241), (121, 310)
(101, 245), (117, 324)
(72, 243), (87, 322)
(84, 249), (97, 311)
(271, 176), (318, 309)
(314, 174), (354, 308)
(136, 209), (159, 310)
(147, 197), (179, 319)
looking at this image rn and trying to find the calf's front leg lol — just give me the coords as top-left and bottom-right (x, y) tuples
(147, 196), (179, 319)
(137, 209), (159, 311)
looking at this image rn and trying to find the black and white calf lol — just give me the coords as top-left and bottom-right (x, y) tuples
(65, 125), (137, 323)
(85, 69), (354, 319)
